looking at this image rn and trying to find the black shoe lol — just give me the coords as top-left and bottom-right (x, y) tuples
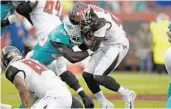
(82, 97), (94, 108)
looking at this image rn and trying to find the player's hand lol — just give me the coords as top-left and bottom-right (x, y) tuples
(87, 49), (94, 56)
(166, 29), (171, 43)
(8, 15), (19, 24)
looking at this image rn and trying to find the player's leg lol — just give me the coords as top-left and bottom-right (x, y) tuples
(46, 89), (72, 108)
(46, 96), (72, 108)
(71, 96), (83, 108)
(93, 40), (136, 108)
(83, 49), (113, 108)
(31, 96), (47, 109)
(164, 47), (171, 108)
(56, 56), (94, 108)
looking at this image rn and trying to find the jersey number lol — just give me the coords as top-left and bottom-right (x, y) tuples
(91, 5), (121, 26)
(43, 0), (61, 16)
(22, 60), (46, 74)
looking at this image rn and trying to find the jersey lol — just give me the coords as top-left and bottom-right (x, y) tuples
(31, 23), (83, 65)
(169, 21), (171, 30)
(87, 5), (126, 45)
(6, 59), (67, 98)
(1, 2), (14, 35)
(29, 0), (62, 43)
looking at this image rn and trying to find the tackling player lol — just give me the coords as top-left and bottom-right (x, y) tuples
(29, 22), (94, 108)
(1, 46), (83, 108)
(69, 2), (136, 108)
(165, 22), (171, 108)
(13, 0), (93, 108)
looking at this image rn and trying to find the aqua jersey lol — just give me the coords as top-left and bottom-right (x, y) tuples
(1, 2), (14, 35)
(169, 21), (171, 30)
(32, 24), (83, 65)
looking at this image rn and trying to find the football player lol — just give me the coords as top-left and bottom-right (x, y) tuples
(1, 46), (83, 108)
(28, 22), (94, 108)
(165, 22), (171, 108)
(13, 0), (93, 108)
(1, 1), (18, 35)
(69, 2), (136, 108)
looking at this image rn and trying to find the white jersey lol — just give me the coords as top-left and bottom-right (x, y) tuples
(29, 0), (62, 44)
(9, 59), (68, 98)
(89, 5), (126, 45)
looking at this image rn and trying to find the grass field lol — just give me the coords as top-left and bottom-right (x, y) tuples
(1, 71), (170, 108)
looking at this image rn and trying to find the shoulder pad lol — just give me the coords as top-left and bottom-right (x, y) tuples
(5, 66), (25, 83)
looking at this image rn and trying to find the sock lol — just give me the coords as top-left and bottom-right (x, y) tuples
(117, 86), (125, 96)
(77, 87), (88, 98)
(94, 91), (107, 104)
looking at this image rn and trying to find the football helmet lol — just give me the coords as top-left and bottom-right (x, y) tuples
(69, 2), (91, 26)
(64, 22), (83, 46)
(1, 46), (22, 68)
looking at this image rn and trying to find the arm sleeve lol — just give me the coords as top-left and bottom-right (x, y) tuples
(94, 23), (110, 37)
(6, 66), (26, 83)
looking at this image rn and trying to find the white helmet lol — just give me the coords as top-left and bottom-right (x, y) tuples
(64, 22), (83, 46)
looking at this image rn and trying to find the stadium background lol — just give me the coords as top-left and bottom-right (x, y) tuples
(1, 1), (171, 108)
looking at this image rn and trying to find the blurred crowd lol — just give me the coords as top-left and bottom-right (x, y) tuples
(1, 1), (171, 73)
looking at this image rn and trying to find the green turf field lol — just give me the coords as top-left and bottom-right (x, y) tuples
(1, 71), (170, 108)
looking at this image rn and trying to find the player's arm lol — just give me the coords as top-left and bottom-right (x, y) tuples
(5, 66), (33, 108)
(78, 41), (89, 51)
(13, 73), (33, 108)
(51, 42), (90, 63)
(90, 37), (103, 51)
(84, 18), (107, 51)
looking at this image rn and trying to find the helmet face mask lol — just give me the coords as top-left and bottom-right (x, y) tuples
(64, 23), (83, 46)
(1, 46), (22, 68)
